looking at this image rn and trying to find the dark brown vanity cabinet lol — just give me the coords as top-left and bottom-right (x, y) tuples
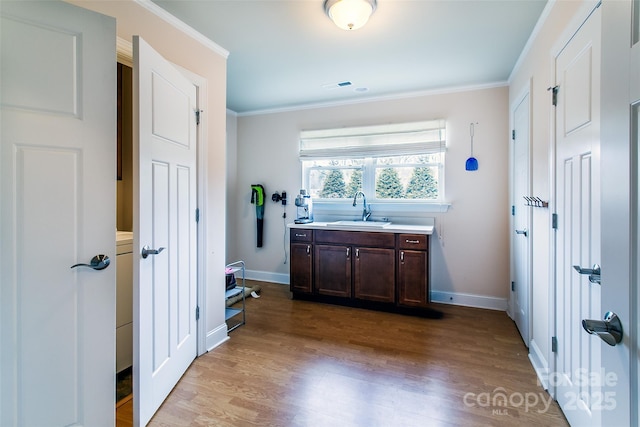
(314, 230), (395, 302)
(289, 227), (430, 313)
(353, 247), (395, 303)
(289, 229), (313, 293)
(397, 234), (430, 307)
(314, 244), (352, 297)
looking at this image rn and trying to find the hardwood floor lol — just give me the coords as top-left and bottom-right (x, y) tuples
(118, 281), (568, 426)
(116, 395), (133, 426)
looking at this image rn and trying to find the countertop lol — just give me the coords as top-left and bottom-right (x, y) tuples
(287, 221), (434, 235)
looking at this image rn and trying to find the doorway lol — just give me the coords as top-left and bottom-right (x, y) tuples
(115, 61), (135, 424)
(115, 38), (205, 425)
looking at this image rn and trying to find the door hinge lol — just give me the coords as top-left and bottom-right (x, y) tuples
(511, 205), (515, 216)
(511, 281), (515, 291)
(195, 208), (200, 223)
(512, 129), (516, 140)
(552, 213), (558, 229)
(552, 336), (558, 353)
(548, 85), (559, 107)
(195, 109), (201, 125)
(196, 305), (200, 320)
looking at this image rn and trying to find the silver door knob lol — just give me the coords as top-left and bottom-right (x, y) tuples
(582, 311), (623, 346)
(71, 254), (110, 270)
(141, 245), (165, 259)
(573, 263), (601, 284)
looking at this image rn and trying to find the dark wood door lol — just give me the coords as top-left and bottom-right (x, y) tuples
(314, 244), (351, 297)
(397, 249), (429, 307)
(354, 247), (395, 303)
(290, 243), (313, 293)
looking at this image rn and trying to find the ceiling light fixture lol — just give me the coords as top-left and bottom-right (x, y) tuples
(324, 0), (377, 31)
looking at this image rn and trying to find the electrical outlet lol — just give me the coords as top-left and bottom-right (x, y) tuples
(282, 191), (287, 205)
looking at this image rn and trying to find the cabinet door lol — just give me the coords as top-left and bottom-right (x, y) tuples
(290, 242), (313, 293)
(398, 249), (429, 307)
(354, 247), (395, 303)
(315, 244), (351, 297)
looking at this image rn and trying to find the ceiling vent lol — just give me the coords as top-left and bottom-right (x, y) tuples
(322, 81), (352, 90)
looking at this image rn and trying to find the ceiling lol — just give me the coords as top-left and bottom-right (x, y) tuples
(152, 0), (548, 114)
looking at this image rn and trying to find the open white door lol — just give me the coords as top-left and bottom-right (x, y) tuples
(133, 36), (198, 426)
(554, 5), (603, 425)
(511, 90), (531, 346)
(1, 1), (116, 425)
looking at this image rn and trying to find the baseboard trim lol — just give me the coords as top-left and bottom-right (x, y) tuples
(205, 323), (229, 352)
(430, 290), (508, 311)
(245, 272), (508, 311)
(528, 339), (550, 391)
(245, 269), (289, 284)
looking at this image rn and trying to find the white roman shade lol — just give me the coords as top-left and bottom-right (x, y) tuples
(299, 119), (446, 159)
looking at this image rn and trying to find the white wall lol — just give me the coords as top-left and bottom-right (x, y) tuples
(226, 110), (238, 262)
(70, 0), (230, 349)
(230, 86), (511, 308)
(508, 0), (591, 387)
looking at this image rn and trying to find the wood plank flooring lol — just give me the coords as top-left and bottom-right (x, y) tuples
(118, 281), (568, 426)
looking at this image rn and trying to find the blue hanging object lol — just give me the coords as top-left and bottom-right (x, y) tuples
(466, 122), (479, 171)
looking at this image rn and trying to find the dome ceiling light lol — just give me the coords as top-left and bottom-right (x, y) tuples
(324, 0), (377, 31)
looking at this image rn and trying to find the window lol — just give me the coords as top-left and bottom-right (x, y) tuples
(300, 120), (446, 204)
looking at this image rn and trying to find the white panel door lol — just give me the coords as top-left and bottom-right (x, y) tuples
(133, 36), (198, 426)
(512, 91), (531, 346)
(0, 1), (116, 425)
(554, 6), (602, 426)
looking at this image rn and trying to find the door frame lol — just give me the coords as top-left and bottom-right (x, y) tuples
(509, 79), (533, 346)
(175, 62), (209, 357)
(600, 0), (636, 424)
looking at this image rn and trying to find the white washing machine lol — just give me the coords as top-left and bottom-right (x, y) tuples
(116, 231), (133, 373)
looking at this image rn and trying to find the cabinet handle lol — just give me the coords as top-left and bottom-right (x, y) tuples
(306, 245), (310, 255)
(405, 239), (420, 244)
(355, 248), (359, 258)
(400, 251), (404, 262)
(295, 233), (307, 238)
(346, 247), (350, 258)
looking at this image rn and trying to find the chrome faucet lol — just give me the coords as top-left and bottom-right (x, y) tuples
(352, 191), (372, 221)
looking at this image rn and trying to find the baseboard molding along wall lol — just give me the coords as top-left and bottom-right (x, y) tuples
(245, 269), (289, 285)
(246, 271), (508, 311)
(206, 323), (229, 352)
(528, 339), (550, 391)
(430, 290), (508, 311)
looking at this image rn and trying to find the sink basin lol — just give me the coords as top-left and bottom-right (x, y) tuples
(328, 220), (391, 228)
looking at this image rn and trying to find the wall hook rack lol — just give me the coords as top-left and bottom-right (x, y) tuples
(523, 196), (549, 208)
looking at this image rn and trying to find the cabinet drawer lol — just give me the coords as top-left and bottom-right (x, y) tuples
(398, 234), (429, 250)
(315, 230), (395, 248)
(290, 229), (313, 242)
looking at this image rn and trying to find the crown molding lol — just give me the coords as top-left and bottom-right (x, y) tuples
(235, 81), (508, 117)
(134, 0), (229, 59)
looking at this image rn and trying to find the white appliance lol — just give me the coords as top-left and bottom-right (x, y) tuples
(116, 231), (133, 373)
(294, 189), (313, 224)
